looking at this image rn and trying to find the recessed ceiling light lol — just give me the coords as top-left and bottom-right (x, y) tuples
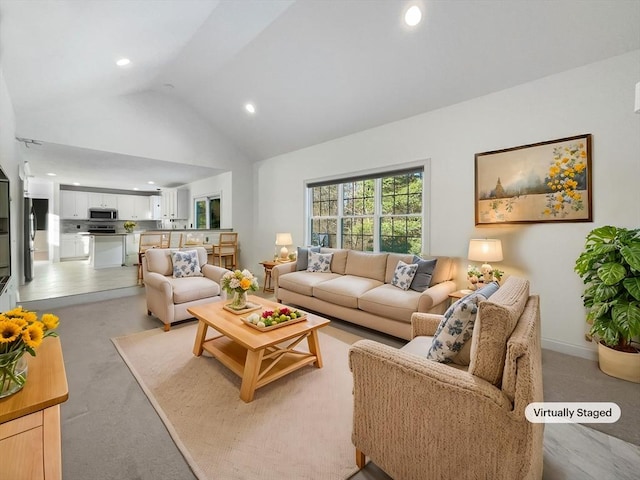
(404, 5), (422, 26)
(245, 103), (256, 114)
(72, 182), (80, 186)
(147, 181), (155, 185)
(116, 58), (131, 67)
(133, 187), (139, 191)
(46, 172), (56, 177)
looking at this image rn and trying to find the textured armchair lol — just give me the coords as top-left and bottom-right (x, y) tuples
(349, 277), (543, 480)
(143, 247), (229, 331)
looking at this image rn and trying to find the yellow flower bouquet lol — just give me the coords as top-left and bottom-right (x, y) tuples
(0, 307), (60, 398)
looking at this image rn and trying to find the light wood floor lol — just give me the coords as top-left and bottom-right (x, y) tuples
(18, 260), (140, 302)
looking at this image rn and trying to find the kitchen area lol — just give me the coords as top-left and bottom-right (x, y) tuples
(19, 183), (229, 303)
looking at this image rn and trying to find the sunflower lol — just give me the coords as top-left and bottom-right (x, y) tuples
(22, 323), (44, 349)
(0, 320), (22, 345)
(41, 313), (60, 331)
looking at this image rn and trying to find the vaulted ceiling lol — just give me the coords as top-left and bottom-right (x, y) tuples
(1, 0), (639, 189)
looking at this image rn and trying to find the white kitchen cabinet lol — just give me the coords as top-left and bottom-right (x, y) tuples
(88, 192), (118, 209)
(161, 188), (189, 220)
(60, 191), (89, 219)
(150, 195), (162, 220)
(60, 234), (91, 259)
(118, 195), (151, 220)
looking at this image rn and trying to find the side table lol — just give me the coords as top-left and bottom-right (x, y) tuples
(259, 259), (295, 292)
(0, 337), (69, 480)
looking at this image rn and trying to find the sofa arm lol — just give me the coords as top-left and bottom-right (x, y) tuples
(202, 264), (230, 285)
(411, 312), (444, 338)
(272, 261), (297, 282)
(144, 272), (172, 295)
(349, 340), (515, 479)
(417, 280), (456, 312)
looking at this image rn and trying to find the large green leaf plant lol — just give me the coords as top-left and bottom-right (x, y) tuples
(574, 226), (640, 350)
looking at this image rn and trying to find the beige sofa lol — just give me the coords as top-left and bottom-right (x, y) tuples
(349, 276), (543, 479)
(272, 248), (456, 340)
(143, 247), (229, 331)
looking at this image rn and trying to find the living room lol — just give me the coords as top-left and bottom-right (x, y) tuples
(0, 1), (639, 479)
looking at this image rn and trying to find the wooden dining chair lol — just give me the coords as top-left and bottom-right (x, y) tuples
(138, 233), (166, 284)
(212, 232), (238, 270)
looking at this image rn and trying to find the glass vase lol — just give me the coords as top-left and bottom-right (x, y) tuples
(0, 351), (28, 399)
(229, 290), (248, 310)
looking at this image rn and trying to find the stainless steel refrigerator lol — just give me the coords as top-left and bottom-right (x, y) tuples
(24, 197), (35, 282)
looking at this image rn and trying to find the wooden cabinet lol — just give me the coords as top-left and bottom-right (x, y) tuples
(88, 193), (117, 209)
(150, 195), (162, 220)
(60, 234), (90, 259)
(0, 337), (68, 480)
(161, 188), (189, 220)
(117, 195), (151, 220)
(60, 191), (89, 219)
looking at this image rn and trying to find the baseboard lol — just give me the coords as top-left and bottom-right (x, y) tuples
(20, 286), (143, 311)
(542, 337), (598, 361)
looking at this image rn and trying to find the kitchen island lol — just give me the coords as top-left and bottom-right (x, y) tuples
(87, 233), (127, 269)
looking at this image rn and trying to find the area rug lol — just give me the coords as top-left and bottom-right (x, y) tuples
(112, 323), (362, 480)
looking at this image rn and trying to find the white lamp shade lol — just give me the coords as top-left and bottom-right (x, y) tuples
(468, 239), (503, 262)
(275, 233), (293, 246)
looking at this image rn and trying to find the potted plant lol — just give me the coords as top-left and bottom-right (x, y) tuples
(574, 225), (640, 382)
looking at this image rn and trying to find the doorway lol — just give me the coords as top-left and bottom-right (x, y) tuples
(32, 198), (49, 261)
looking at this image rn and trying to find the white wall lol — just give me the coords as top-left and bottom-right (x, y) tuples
(253, 51), (640, 359)
(16, 90), (247, 170)
(0, 68), (22, 308)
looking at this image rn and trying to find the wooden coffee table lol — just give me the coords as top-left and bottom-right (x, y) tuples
(188, 296), (330, 402)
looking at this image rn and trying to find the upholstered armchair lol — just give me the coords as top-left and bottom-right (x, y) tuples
(143, 247), (229, 331)
(349, 277), (543, 480)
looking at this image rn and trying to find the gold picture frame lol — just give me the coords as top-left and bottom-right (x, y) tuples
(475, 134), (592, 225)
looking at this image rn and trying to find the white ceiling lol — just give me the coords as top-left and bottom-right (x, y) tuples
(1, 0), (639, 189)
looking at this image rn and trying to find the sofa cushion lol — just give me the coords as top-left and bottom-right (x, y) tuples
(391, 260), (418, 290)
(313, 275), (382, 309)
(427, 282), (500, 364)
(409, 256), (438, 292)
(358, 284), (422, 323)
(320, 248), (348, 274)
(146, 248), (174, 276)
(296, 246), (321, 271)
(469, 277), (530, 386)
(430, 256), (454, 285)
(278, 271), (340, 296)
(345, 251), (388, 282)
(307, 252), (333, 272)
(171, 276), (221, 304)
(171, 249), (203, 278)
(385, 253), (415, 283)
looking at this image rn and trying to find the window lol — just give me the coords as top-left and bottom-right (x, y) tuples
(307, 167), (424, 254)
(194, 195), (221, 229)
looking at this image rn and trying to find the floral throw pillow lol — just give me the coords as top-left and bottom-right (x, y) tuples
(307, 252), (332, 272)
(426, 281), (500, 363)
(171, 250), (203, 278)
(391, 260), (419, 290)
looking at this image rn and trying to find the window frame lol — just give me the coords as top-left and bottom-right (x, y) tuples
(305, 161), (430, 254)
(193, 193), (221, 229)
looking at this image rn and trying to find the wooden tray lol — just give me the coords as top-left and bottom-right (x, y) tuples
(241, 311), (308, 331)
(223, 302), (262, 315)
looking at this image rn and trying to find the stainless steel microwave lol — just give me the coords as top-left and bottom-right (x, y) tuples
(89, 208), (117, 221)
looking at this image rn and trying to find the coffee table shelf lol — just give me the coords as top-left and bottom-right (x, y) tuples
(189, 296), (330, 402)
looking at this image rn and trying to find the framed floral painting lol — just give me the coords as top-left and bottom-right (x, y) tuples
(474, 134), (592, 225)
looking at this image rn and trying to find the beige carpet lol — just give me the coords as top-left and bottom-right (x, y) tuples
(112, 323), (362, 480)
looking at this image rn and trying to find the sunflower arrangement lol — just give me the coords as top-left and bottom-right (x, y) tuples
(0, 307), (60, 396)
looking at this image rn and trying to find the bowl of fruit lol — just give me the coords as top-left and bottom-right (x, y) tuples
(243, 307), (307, 331)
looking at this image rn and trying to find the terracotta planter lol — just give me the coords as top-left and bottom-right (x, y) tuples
(597, 342), (640, 383)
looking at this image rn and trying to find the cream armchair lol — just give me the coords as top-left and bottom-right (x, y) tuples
(348, 277), (543, 480)
(143, 247), (229, 331)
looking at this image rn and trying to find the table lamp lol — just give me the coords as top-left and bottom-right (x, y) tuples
(468, 239), (503, 283)
(275, 233), (293, 261)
